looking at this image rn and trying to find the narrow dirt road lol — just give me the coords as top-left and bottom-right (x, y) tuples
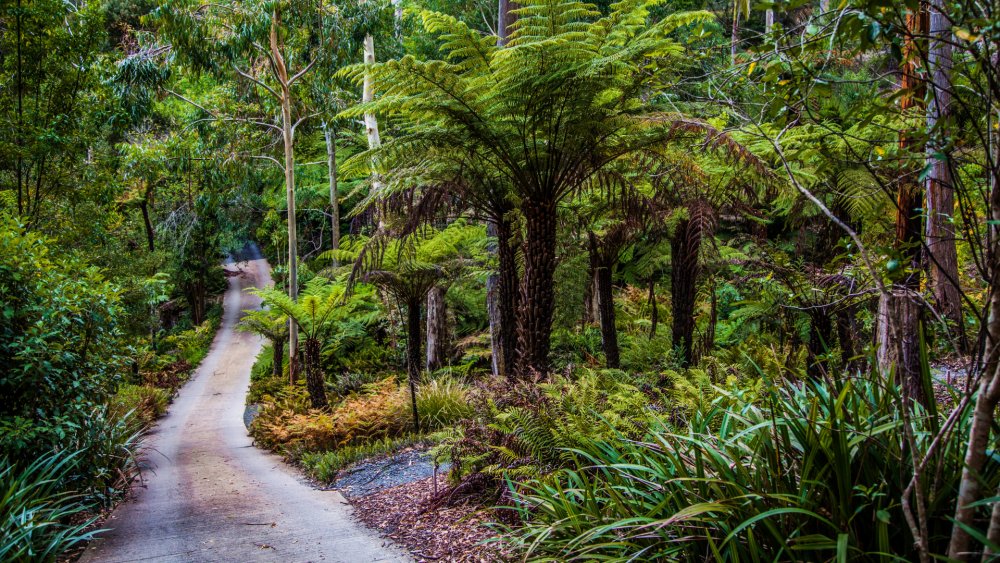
(82, 249), (409, 563)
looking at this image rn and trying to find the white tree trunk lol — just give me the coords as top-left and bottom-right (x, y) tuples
(363, 35), (381, 153)
(323, 121), (340, 265)
(363, 34), (384, 227)
(271, 15), (299, 384)
(765, 9), (774, 33)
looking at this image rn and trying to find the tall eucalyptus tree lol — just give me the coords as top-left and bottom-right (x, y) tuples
(154, 0), (332, 382)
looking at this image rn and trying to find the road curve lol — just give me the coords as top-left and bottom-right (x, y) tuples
(82, 249), (410, 563)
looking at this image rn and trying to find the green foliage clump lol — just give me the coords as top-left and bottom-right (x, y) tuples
(507, 377), (975, 561)
(417, 376), (474, 430)
(163, 313), (221, 367)
(0, 452), (101, 563)
(450, 370), (656, 488)
(112, 384), (171, 426)
(0, 219), (125, 463)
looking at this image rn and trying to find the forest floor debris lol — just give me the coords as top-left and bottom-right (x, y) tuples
(350, 473), (508, 562)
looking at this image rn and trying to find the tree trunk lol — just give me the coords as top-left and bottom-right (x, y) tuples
(948, 132), (1000, 562)
(671, 218), (701, 368)
(878, 4), (928, 404)
(406, 295), (422, 433)
(497, 0), (518, 46)
(489, 2), (518, 378)
(589, 234), (619, 369)
(925, 0), (966, 352)
(730, 10), (740, 63)
(363, 35), (381, 159)
(487, 220), (503, 378)
(582, 263), (596, 327)
(836, 308), (860, 372)
(765, 9), (774, 33)
(516, 198), (558, 376)
(140, 184), (155, 252)
(493, 216), (520, 379)
(426, 285), (449, 371)
(648, 276), (658, 339)
(272, 338), (284, 379)
(362, 34), (385, 230)
(323, 121), (340, 263)
(304, 338), (328, 409)
(272, 14), (300, 385)
(806, 312), (832, 378)
(596, 262), (619, 369)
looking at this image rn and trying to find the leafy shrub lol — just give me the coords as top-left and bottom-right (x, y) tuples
(0, 452), (100, 563)
(507, 376), (977, 561)
(111, 384), (170, 425)
(252, 376), (472, 462)
(0, 219), (126, 464)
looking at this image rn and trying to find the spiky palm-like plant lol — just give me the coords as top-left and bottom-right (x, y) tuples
(343, 221), (485, 432)
(238, 309), (290, 378)
(253, 279), (362, 409)
(343, 0), (715, 376)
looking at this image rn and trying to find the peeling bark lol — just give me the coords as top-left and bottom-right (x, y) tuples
(925, 0), (966, 352)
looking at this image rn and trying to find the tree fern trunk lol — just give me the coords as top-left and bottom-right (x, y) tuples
(516, 198), (558, 376)
(671, 218), (700, 368)
(496, 215), (521, 379)
(406, 295), (422, 433)
(596, 262), (619, 369)
(589, 234), (619, 369)
(304, 338), (327, 409)
(272, 338), (284, 379)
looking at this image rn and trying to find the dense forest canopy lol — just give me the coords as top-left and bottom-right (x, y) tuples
(4, 0), (1000, 560)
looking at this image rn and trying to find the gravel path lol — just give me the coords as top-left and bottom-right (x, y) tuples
(335, 450), (450, 500)
(80, 247), (409, 563)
